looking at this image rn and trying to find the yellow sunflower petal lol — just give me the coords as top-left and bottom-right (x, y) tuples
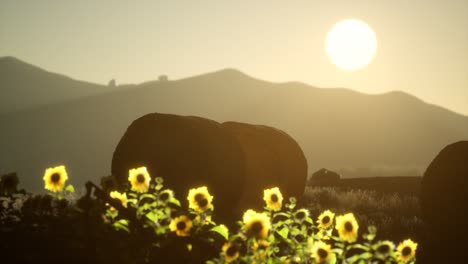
(187, 186), (213, 212)
(317, 210), (335, 229)
(109, 191), (128, 208)
(294, 208), (310, 222)
(311, 241), (333, 263)
(263, 187), (284, 211)
(128, 166), (151, 193)
(43, 165), (68, 193)
(169, 215), (192, 237)
(397, 239), (417, 262)
(222, 242), (240, 263)
(243, 210), (271, 239)
(335, 213), (359, 243)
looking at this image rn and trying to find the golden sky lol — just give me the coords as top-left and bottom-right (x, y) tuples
(1, 0), (467, 115)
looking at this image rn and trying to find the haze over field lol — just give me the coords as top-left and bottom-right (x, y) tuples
(1, 1), (467, 193)
(1, 57), (467, 191)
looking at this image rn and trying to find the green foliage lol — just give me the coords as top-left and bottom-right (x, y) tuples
(0, 171), (418, 264)
(207, 195), (416, 264)
(65, 184), (75, 193)
(211, 225), (229, 240)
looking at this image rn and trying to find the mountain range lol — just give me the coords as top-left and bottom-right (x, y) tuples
(0, 56), (136, 114)
(1, 56), (467, 192)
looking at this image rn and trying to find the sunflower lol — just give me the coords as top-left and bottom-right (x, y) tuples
(128, 167), (151, 193)
(109, 191), (128, 209)
(335, 213), (359, 243)
(43, 165), (69, 192)
(243, 209), (271, 239)
(311, 241), (333, 263)
(293, 208), (310, 222)
(222, 242), (240, 263)
(243, 209), (256, 223)
(187, 186), (213, 212)
(159, 189), (174, 202)
(169, 215), (192, 237)
(373, 240), (395, 257)
(397, 239), (417, 262)
(317, 210), (335, 229)
(263, 187), (284, 211)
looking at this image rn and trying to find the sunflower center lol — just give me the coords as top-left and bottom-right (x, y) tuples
(251, 221), (263, 234)
(295, 211), (306, 219)
(136, 174), (145, 183)
(176, 221), (186, 230)
(344, 222), (353, 232)
(295, 234), (305, 242)
(51, 173), (61, 183)
(378, 244), (390, 254)
(271, 194), (278, 202)
(402, 246), (412, 256)
(226, 246), (237, 257)
(318, 248), (328, 259)
(159, 192), (169, 201)
(195, 193), (208, 208)
(322, 216), (330, 224)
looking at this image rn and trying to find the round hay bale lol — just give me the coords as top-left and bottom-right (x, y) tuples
(111, 113), (245, 221)
(222, 121), (308, 211)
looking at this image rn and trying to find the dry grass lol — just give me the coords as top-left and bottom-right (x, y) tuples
(302, 186), (423, 242)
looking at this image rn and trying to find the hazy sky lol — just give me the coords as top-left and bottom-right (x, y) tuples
(1, 0), (467, 115)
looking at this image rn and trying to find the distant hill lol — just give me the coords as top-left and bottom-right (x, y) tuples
(0, 56), (132, 113)
(1, 59), (467, 192)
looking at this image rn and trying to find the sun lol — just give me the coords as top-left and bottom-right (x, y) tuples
(325, 19), (378, 71)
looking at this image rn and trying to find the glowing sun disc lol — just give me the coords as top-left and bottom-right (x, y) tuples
(325, 19), (378, 71)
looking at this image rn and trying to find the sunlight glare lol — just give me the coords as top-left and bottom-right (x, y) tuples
(325, 19), (378, 71)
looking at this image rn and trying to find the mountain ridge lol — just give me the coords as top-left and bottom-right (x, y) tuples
(2, 56), (466, 118)
(0, 56), (133, 114)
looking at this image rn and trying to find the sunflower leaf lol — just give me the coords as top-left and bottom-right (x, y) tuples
(346, 244), (370, 251)
(113, 219), (130, 233)
(145, 211), (158, 222)
(363, 233), (376, 242)
(139, 194), (156, 201)
(169, 198), (181, 207)
(65, 184), (75, 193)
(332, 248), (344, 255)
(277, 227), (289, 239)
(304, 217), (314, 225)
(210, 225), (229, 240)
(273, 212), (290, 219)
(346, 254), (361, 264)
(359, 252), (372, 260)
